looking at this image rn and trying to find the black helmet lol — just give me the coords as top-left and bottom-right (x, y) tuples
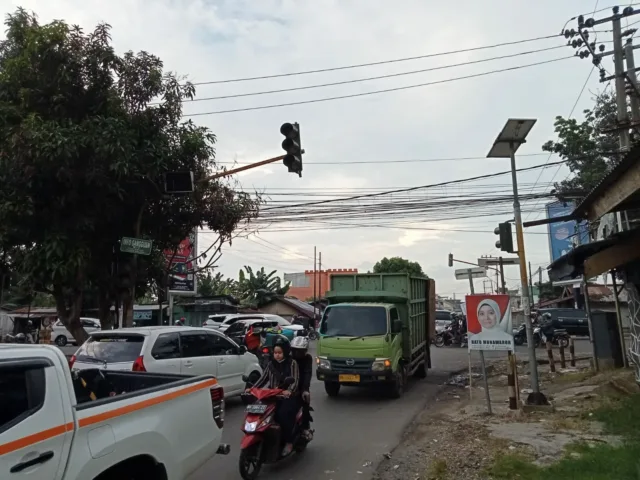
(272, 334), (291, 356)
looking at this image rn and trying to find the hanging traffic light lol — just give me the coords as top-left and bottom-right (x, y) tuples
(494, 222), (514, 253)
(448, 253), (453, 267)
(280, 122), (303, 177)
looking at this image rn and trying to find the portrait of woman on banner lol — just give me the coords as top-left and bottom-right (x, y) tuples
(467, 297), (514, 349)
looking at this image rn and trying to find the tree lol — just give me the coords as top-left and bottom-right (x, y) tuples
(542, 91), (625, 196)
(237, 266), (289, 307)
(197, 270), (239, 298)
(373, 257), (427, 277)
(0, 10), (260, 343)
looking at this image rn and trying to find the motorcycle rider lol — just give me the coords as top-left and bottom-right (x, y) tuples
(291, 336), (313, 440)
(247, 336), (300, 457)
(174, 317), (186, 326)
(538, 312), (555, 343)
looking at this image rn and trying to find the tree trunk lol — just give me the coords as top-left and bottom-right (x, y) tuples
(122, 288), (134, 328)
(97, 287), (112, 330)
(53, 285), (88, 344)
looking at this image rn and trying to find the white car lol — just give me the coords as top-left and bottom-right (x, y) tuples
(51, 317), (101, 346)
(71, 326), (262, 398)
(212, 313), (304, 334)
(0, 344), (227, 480)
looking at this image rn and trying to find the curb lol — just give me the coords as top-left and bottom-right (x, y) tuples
(521, 355), (592, 367)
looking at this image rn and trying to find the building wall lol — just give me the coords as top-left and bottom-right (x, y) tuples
(258, 302), (299, 321)
(286, 268), (358, 300)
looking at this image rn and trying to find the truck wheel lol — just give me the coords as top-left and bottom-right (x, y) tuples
(239, 448), (263, 480)
(324, 381), (340, 397)
(55, 335), (67, 347)
(389, 367), (406, 399)
(414, 362), (427, 379)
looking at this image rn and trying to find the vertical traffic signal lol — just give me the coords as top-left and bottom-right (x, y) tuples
(494, 222), (514, 253)
(280, 122), (303, 177)
(448, 253), (453, 267)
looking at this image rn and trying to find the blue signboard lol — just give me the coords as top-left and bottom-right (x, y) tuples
(545, 201), (589, 263)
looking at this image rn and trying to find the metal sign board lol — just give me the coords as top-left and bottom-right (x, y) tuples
(455, 267), (486, 280)
(120, 237), (153, 256)
(165, 230), (198, 296)
(478, 257), (520, 266)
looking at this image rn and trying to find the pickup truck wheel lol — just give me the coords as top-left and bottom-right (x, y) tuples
(55, 335), (67, 347)
(239, 448), (263, 480)
(324, 381), (340, 397)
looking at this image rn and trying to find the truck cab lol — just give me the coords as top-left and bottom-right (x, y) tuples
(315, 274), (435, 399)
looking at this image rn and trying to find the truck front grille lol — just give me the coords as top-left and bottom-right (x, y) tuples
(330, 358), (373, 371)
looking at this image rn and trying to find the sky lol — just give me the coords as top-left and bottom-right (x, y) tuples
(4, 0), (628, 298)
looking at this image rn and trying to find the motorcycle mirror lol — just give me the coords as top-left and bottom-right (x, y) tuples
(283, 376), (295, 387)
(242, 374), (249, 383)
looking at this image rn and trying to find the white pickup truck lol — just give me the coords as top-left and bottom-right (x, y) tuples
(0, 344), (229, 480)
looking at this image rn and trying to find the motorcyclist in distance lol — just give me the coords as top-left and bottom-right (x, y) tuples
(291, 336), (313, 440)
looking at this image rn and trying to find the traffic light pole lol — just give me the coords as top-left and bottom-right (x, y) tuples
(203, 154), (286, 182)
(509, 142), (545, 405)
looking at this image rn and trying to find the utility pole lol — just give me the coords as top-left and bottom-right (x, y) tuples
(612, 10), (631, 153)
(318, 252), (322, 301)
(625, 38), (640, 125)
(313, 246), (317, 322)
(538, 267), (543, 308)
(499, 257), (506, 294)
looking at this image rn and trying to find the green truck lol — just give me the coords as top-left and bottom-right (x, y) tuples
(315, 273), (436, 398)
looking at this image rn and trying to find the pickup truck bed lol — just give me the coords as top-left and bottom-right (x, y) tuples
(0, 344), (227, 480)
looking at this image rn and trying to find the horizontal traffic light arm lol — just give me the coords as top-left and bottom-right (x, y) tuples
(203, 154), (286, 181)
(450, 256), (501, 275)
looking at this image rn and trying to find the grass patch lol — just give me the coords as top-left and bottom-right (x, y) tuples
(551, 369), (595, 384)
(485, 393), (640, 480)
(425, 459), (448, 479)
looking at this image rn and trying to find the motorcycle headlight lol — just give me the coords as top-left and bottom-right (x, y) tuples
(371, 358), (392, 372)
(316, 357), (331, 370)
(244, 420), (258, 432)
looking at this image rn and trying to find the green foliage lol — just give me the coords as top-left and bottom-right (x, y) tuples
(542, 91), (624, 196)
(486, 394), (640, 480)
(197, 270), (240, 298)
(237, 266), (289, 307)
(0, 9), (260, 341)
(373, 256), (426, 277)
(536, 281), (564, 302)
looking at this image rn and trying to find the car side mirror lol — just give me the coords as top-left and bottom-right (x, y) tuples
(283, 376), (295, 387)
(392, 319), (402, 334)
(238, 345), (247, 355)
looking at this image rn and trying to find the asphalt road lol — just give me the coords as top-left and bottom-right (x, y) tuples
(57, 339), (593, 480)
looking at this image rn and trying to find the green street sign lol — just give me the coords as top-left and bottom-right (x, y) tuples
(120, 237), (153, 256)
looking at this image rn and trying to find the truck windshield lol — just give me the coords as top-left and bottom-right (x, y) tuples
(77, 335), (144, 363)
(320, 306), (387, 337)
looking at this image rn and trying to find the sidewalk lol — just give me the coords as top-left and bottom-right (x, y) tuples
(374, 357), (638, 480)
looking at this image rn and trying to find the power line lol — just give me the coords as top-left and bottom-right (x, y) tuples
(259, 159), (567, 211)
(218, 152), (550, 166)
(184, 56), (573, 116)
(185, 45), (567, 103)
(191, 34), (564, 86)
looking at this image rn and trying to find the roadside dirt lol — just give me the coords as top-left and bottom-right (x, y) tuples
(373, 357), (635, 480)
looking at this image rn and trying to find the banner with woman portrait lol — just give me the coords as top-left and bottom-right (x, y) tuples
(465, 294), (514, 351)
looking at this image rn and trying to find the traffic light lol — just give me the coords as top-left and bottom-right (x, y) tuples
(280, 122), (303, 177)
(164, 171), (194, 193)
(494, 222), (514, 253)
(448, 253), (453, 267)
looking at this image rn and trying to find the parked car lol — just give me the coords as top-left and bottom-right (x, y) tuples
(51, 317), (101, 346)
(213, 313), (304, 336)
(71, 326), (262, 398)
(0, 343), (228, 480)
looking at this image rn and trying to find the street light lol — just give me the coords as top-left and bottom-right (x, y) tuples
(487, 118), (548, 406)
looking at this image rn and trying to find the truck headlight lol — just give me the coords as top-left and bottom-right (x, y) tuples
(316, 356), (331, 370)
(371, 358), (392, 372)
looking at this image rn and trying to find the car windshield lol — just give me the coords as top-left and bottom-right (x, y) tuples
(319, 306), (387, 337)
(76, 335), (144, 363)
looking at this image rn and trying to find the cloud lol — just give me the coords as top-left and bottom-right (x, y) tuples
(5, 0), (598, 295)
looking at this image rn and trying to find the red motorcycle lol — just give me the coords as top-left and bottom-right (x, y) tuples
(239, 377), (312, 480)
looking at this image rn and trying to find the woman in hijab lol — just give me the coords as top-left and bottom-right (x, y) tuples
(469, 298), (513, 347)
(247, 336), (300, 456)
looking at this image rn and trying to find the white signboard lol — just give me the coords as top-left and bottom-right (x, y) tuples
(455, 267), (486, 280)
